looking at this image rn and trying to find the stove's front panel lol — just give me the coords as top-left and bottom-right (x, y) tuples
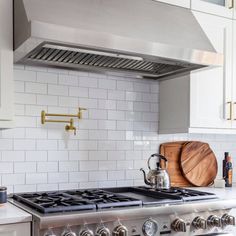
(34, 209), (235, 236)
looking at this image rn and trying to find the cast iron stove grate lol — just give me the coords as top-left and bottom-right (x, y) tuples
(64, 189), (142, 209)
(134, 186), (218, 201)
(13, 189), (142, 213)
(13, 192), (96, 213)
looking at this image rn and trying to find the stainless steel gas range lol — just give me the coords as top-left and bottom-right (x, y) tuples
(11, 187), (236, 236)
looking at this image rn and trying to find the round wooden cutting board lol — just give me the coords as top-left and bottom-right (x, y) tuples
(180, 142), (217, 187)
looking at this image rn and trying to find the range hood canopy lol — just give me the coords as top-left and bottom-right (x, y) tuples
(14, 0), (223, 79)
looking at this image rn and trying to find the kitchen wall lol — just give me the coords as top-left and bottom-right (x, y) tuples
(0, 65), (235, 193)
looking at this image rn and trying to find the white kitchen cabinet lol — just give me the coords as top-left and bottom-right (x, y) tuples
(159, 12), (234, 134)
(191, 0), (234, 18)
(153, 0), (190, 8)
(0, 0), (14, 128)
(231, 20), (236, 127)
(0, 222), (30, 236)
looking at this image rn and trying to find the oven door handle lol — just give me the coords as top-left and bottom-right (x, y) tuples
(195, 233), (234, 236)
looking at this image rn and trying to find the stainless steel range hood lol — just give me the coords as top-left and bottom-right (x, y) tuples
(14, 0), (223, 79)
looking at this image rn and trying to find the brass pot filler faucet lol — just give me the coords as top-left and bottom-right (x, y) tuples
(41, 107), (87, 135)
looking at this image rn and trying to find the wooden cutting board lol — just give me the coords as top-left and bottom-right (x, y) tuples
(159, 141), (193, 187)
(180, 142), (217, 187)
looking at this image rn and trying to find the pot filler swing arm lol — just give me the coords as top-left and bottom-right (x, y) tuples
(41, 107), (87, 135)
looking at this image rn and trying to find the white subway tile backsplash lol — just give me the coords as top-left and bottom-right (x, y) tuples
(15, 93), (36, 105)
(108, 151), (125, 161)
(98, 141), (116, 150)
(98, 120), (116, 130)
(14, 184), (37, 193)
(15, 104), (25, 116)
(37, 162), (58, 172)
(25, 128), (47, 139)
(14, 162), (36, 173)
(89, 151), (107, 160)
(69, 87), (88, 97)
(99, 161), (116, 170)
(1, 66), (234, 193)
(26, 173), (47, 184)
(59, 161), (79, 172)
(25, 82), (47, 94)
(108, 90), (125, 100)
(89, 130), (108, 140)
(134, 82), (150, 92)
(69, 151), (88, 160)
(89, 171), (107, 181)
(48, 172), (68, 183)
(126, 91), (142, 101)
(2, 151), (25, 162)
(14, 140), (36, 150)
(59, 74), (78, 86)
(89, 109), (107, 120)
(79, 161), (98, 171)
(15, 81), (25, 92)
(26, 151), (47, 162)
(108, 171), (125, 180)
(2, 174), (25, 185)
(108, 131), (125, 140)
(37, 183), (59, 191)
(98, 79), (116, 90)
(48, 84), (69, 96)
(2, 128), (25, 139)
(108, 111), (125, 120)
(117, 81), (133, 91)
(48, 151), (68, 161)
(0, 163), (13, 173)
(89, 88), (107, 99)
(79, 140), (97, 150)
(59, 183), (78, 190)
(14, 70), (36, 82)
(37, 95), (58, 106)
(79, 77), (98, 88)
(37, 72), (58, 84)
(69, 172), (88, 182)
(37, 140), (57, 150)
(98, 100), (116, 110)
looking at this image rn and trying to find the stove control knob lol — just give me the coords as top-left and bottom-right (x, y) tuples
(96, 226), (110, 236)
(221, 214), (236, 226)
(112, 224), (128, 236)
(192, 217), (207, 230)
(171, 219), (187, 232)
(62, 226), (77, 236)
(80, 229), (94, 236)
(44, 229), (57, 236)
(207, 215), (221, 228)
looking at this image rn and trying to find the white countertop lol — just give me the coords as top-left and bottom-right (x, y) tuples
(0, 202), (32, 225)
(189, 184), (236, 200)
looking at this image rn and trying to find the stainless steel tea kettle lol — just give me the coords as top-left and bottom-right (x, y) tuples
(140, 153), (170, 189)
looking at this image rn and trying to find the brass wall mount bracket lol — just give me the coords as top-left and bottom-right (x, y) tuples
(41, 107), (87, 135)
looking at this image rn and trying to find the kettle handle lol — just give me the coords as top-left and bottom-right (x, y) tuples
(148, 153), (168, 169)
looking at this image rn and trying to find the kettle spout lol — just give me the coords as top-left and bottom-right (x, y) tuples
(140, 168), (151, 186)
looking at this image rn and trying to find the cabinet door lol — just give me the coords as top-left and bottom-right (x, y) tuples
(0, 223), (30, 236)
(191, 0), (234, 18)
(153, 0), (190, 8)
(0, 0), (14, 126)
(231, 21), (236, 127)
(190, 12), (233, 129)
